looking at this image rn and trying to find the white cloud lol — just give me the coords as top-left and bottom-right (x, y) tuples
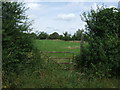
(25, 2), (118, 35)
(45, 27), (60, 34)
(56, 13), (76, 21)
(26, 3), (47, 11)
(26, 3), (41, 10)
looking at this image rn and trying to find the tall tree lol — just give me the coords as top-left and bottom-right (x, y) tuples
(2, 2), (33, 73)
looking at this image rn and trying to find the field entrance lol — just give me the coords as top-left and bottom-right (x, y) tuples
(34, 40), (80, 68)
(44, 51), (75, 64)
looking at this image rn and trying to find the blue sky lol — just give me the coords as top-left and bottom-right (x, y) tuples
(24, 1), (119, 35)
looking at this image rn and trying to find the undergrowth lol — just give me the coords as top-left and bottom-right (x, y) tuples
(4, 56), (119, 88)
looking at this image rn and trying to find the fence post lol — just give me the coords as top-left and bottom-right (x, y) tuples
(80, 34), (84, 58)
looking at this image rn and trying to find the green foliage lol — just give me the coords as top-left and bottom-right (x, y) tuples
(38, 32), (49, 39)
(63, 32), (72, 41)
(5, 59), (120, 88)
(2, 1), (38, 86)
(2, 2), (120, 88)
(8, 39), (118, 88)
(3, 49), (43, 88)
(76, 6), (120, 77)
(35, 30), (89, 41)
(49, 32), (60, 39)
(72, 29), (83, 40)
(59, 35), (64, 40)
(72, 29), (89, 41)
(28, 32), (38, 39)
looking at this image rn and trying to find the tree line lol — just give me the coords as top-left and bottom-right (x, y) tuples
(29, 29), (89, 41)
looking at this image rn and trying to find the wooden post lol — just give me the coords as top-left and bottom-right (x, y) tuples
(72, 53), (74, 63)
(80, 33), (84, 57)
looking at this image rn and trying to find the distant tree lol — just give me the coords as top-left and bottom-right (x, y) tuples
(72, 29), (84, 40)
(63, 32), (71, 41)
(49, 32), (59, 39)
(38, 32), (48, 39)
(59, 35), (64, 40)
(29, 32), (37, 39)
(72, 34), (76, 40)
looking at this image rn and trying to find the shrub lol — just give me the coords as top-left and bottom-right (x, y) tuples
(75, 6), (120, 77)
(2, 2), (42, 87)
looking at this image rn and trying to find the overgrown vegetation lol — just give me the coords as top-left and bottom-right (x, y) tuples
(2, 2), (42, 87)
(11, 60), (120, 88)
(75, 6), (120, 78)
(2, 1), (120, 88)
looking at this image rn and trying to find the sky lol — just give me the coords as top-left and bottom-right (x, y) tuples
(23, 0), (119, 35)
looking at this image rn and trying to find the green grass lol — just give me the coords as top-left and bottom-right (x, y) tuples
(34, 40), (80, 52)
(14, 60), (120, 88)
(34, 39), (81, 63)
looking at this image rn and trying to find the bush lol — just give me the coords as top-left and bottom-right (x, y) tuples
(2, 2), (43, 87)
(75, 7), (120, 77)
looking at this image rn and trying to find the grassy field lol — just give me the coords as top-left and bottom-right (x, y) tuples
(34, 40), (81, 63)
(34, 40), (80, 52)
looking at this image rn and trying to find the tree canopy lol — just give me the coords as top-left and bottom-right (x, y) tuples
(49, 32), (60, 39)
(38, 32), (49, 39)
